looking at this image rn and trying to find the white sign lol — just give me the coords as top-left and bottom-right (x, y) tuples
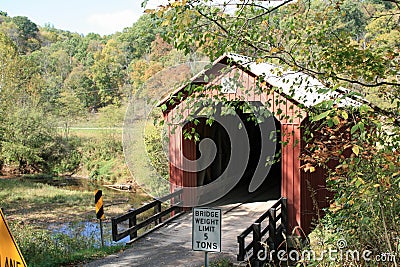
(192, 207), (221, 252)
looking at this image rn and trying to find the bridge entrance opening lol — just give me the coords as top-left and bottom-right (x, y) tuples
(195, 102), (281, 205)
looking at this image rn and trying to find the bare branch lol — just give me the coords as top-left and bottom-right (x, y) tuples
(189, 0), (400, 89)
(384, 0), (400, 9)
(248, 0), (295, 21)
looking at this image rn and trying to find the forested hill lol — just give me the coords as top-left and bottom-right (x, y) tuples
(0, 11), (193, 111)
(0, 11), (198, 175)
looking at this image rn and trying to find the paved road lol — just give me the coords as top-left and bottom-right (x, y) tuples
(85, 201), (276, 267)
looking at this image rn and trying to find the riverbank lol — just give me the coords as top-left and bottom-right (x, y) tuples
(0, 175), (151, 266)
(0, 175), (149, 224)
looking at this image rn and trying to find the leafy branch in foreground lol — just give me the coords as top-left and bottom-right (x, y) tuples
(147, 0), (399, 115)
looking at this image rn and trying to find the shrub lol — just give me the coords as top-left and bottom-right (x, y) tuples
(144, 123), (169, 180)
(80, 132), (128, 183)
(10, 222), (123, 267)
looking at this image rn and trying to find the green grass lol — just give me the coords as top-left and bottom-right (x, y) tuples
(10, 221), (124, 267)
(0, 178), (92, 211)
(68, 127), (123, 138)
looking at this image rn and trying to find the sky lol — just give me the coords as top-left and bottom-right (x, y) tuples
(0, 0), (166, 35)
(0, 1), (283, 36)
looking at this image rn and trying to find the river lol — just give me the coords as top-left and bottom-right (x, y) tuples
(24, 175), (151, 247)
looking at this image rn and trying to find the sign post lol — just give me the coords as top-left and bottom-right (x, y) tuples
(0, 209), (27, 267)
(192, 207), (221, 267)
(94, 190), (105, 247)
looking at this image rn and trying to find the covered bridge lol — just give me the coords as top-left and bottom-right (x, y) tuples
(159, 54), (361, 234)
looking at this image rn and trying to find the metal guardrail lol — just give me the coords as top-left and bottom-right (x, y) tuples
(111, 189), (184, 243)
(237, 197), (288, 265)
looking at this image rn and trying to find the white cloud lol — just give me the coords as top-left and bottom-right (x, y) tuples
(87, 9), (141, 35)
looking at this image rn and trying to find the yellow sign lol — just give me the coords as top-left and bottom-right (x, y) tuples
(0, 209), (27, 267)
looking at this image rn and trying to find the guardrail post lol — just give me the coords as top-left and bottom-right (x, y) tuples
(154, 200), (162, 226)
(111, 217), (118, 242)
(252, 223), (262, 267)
(237, 236), (245, 261)
(173, 188), (182, 214)
(268, 208), (277, 251)
(128, 208), (137, 240)
(281, 198), (288, 235)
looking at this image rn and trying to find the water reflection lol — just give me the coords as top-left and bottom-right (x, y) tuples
(48, 221), (130, 247)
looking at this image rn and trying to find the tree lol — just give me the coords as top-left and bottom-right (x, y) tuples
(0, 32), (19, 91)
(0, 108), (57, 173)
(55, 91), (86, 139)
(64, 65), (99, 109)
(117, 15), (160, 59)
(90, 38), (128, 106)
(0, 32), (19, 169)
(147, 0), (400, 263)
(12, 16), (39, 39)
(149, 34), (174, 62)
(149, 0), (399, 114)
(128, 59), (163, 97)
(10, 16), (40, 53)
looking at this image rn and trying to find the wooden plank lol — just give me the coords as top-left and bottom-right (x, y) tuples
(281, 124), (296, 231)
(293, 124), (302, 229)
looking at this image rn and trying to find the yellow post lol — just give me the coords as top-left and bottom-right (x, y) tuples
(94, 190), (105, 247)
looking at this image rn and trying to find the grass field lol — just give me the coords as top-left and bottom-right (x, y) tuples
(68, 127), (123, 138)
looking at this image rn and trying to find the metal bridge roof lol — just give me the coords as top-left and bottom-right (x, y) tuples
(227, 53), (364, 108)
(159, 53), (365, 108)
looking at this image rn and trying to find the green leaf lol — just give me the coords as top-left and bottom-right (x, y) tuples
(141, 0), (149, 8)
(352, 145), (360, 156)
(341, 110), (349, 120)
(332, 116), (340, 125)
(312, 110), (331, 121)
(359, 104), (373, 114)
(358, 122), (365, 132)
(351, 124), (359, 134)
(355, 177), (365, 187)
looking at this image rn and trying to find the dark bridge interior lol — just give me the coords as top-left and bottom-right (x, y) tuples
(195, 103), (281, 206)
